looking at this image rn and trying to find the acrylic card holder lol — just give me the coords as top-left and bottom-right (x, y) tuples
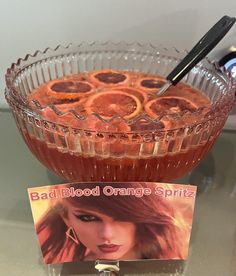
(28, 182), (197, 275)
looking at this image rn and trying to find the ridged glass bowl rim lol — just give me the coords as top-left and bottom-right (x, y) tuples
(4, 41), (236, 134)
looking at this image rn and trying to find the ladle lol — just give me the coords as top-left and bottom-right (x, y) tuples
(157, 15), (236, 96)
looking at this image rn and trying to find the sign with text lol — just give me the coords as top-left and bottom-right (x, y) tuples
(28, 182), (197, 264)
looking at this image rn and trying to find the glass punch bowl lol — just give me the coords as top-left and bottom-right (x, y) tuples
(5, 42), (236, 182)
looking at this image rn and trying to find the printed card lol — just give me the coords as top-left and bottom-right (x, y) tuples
(28, 182), (197, 264)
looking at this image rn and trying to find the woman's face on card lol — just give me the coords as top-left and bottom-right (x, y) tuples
(63, 202), (137, 260)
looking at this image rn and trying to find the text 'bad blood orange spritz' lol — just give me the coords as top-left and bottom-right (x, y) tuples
(23, 69), (217, 182)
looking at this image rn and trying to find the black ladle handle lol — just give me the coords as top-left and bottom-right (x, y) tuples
(167, 15), (236, 85)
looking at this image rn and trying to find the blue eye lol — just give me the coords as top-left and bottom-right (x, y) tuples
(74, 214), (100, 222)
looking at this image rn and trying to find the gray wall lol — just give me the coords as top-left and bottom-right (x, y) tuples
(1, 0), (236, 107)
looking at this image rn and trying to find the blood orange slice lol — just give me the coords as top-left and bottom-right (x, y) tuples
(145, 96), (198, 118)
(109, 86), (148, 104)
(145, 96), (199, 129)
(89, 69), (130, 87)
(85, 90), (142, 119)
(135, 76), (167, 92)
(46, 79), (95, 100)
(164, 85), (212, 108)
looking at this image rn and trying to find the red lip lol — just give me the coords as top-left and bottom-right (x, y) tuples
(98, 244), (121, 253)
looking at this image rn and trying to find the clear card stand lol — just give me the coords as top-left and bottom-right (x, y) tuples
(47, 260), (119, 276)
(48, 260), (186, 275)
(48, 263), (63, 276)
(95, 260), (119, 276)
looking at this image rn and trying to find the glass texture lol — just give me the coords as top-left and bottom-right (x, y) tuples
(5, 42), (236, 182)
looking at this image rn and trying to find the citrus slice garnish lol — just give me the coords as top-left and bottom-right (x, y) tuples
(109, 86), (148, 103)
(47, 79), (95, 100)
(85, 90), (142, 119)
(145, 96), (198, 118)
(90, 69), (129, 86)
(135, 76), (167, 92)
(164, 84), (212, 108)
